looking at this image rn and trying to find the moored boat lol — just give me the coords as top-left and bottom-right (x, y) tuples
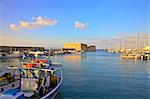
(0, 58), (63, 99)
(120, 54), (141, 59)
(0, 68), (24, 99)
(20, 62), (63, 99)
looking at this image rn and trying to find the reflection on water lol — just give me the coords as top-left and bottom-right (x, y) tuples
(54, 54), (83, 71)
(54, 92), (62, 99)
(0, 51), (150, 99)
(0, 58), (21, 69)
(0, 59), (9, 63)
(54, 51), (150, 99)
(63, 55), (82, 71)
(63, 55), (81, 65)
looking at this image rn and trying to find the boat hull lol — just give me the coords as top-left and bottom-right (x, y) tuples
(41, 76), (63, 99)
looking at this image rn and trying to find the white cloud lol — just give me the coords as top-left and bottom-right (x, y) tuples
(9, 16), (58, 30)
(34, 16), (58, 26)
(9, 24), (18, 30)
(19, 21), (32, 29)
(74, 21), (88, 30)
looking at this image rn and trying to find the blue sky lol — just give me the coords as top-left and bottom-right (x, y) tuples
(0, 0), (149, 48)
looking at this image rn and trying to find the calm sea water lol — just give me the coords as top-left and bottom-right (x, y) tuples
(0, 50), (150, 99)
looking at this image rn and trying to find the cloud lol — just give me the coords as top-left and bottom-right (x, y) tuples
(34, 16), (58, 26)
(9, 24), (18, 30)
(19, 21), (32, 29)
(9, 16), (58, 30)
(74, 21), (88, 30)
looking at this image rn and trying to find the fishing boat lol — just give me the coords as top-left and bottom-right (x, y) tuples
(32, 59), (62, 66)
(0, 58), (63, 99)
(20, 62), (63, 99)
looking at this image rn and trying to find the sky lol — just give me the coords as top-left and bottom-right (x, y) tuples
(0, 0), (149, 48)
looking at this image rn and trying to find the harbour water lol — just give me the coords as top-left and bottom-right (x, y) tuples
(0, 50), (150, 99)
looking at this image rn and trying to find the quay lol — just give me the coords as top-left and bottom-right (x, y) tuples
(0, 46), (44, 52)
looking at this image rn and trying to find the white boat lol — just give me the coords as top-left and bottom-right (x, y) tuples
(20, 61), (63, 99)
(4, 59), (63, 99)
(29, 51), (44, 57)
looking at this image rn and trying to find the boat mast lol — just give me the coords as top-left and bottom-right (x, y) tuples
(135, 32), (139, 50)
(149, 33), (150, 46)
(120, 33), (124, 50)
(119, 33), (122, 49)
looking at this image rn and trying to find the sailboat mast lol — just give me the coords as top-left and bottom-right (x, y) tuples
(121, 33), (124, 49)
(120, 34), (122, 49)
(135, 33), (139, 50)
(149, 33), (150, 46)
(135, 34), (137, 50)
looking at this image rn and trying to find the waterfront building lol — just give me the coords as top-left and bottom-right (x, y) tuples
(64, 43), (88, 52)
(87, 46), (96, 52)
(0, 46), (44, 53)
(64, 43), (96, 52)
